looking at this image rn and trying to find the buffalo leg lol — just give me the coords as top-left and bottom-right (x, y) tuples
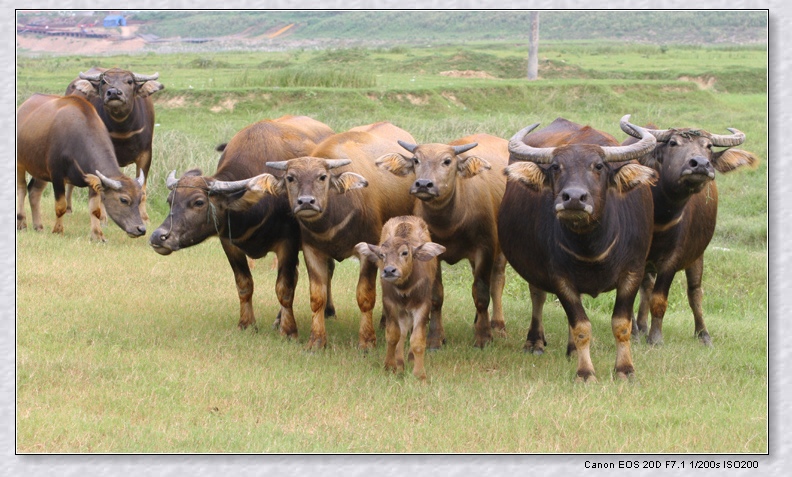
(383, 303), (402, 373)
(303, 245), (330, 350)
(325, 258), (337, 319)
(356, 257), (379, 350)
(685, 256), (712, 346)
(87, 189), (106, 242)
(647, 271), (677, 345)
(612, 272), (641, 379)
(634, 272), (655, 338)
(50, 179), (68, 235)
(556, 286), (596, 382)
(220, 238), (257, 331)
(471, 253), (494, 348)
(65, 183), (74, 214)
(16, 168), (30, 230)
(489, 252), (508, 337)
(27, 178), (49, 232)
(410, 305), (430, 380)
(273, 240), (300, 339)
(427, 264), (445, 349)
(136, 153), (151, 222)
(524, 284), (548, 354)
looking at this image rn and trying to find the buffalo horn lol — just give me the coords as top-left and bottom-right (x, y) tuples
(601, 115), (657, 162)
(166, 170), (179, 190)
(95, 170), (122, 190)
(79, 71), (102, 82)
(266, 161), (289, 171)
(620, 120), (674, 143)
(325, 159), (352, 169)
(208, 177), (252, 194)
(507, 123), (555, 163)
(709, 128), (746, 147)
(133, 72), (160, 82)
(453, 142), (479, 155)
(398, 140), (418, 153)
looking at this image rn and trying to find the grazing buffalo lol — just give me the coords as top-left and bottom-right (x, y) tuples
(255, 122), (417, 350)
(66, 67), (164, 222)
(149, 116), (335, 334)
(356, 216), (445, 380)
(376, 134), (509, 348)
(620, 120), (761, 346)
(16, 94), (146, 242)
(498, 116), (658, 381)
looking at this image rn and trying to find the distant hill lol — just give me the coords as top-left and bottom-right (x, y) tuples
(18, 10), (767, 46)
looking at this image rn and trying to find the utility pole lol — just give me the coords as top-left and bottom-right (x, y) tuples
(527, 11), (539, 80)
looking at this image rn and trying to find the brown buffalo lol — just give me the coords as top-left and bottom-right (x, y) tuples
(621, 120), (761, 346)
(149, 116), (335, 334)
(356, 216), (445, 380)
(66, 67), (164, 222)
(376, 134), (509, 348)
(16, 94), (146, 242)
(254, 122), (417, 350)
(498, 115), (657, 381)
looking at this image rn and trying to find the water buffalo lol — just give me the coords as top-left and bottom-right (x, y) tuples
(66, 67), (164, 222)
(620, 120), (761, 346)
(356, 215), (445, 380)
(498, 115), (657, 381)
(149, 115), (335, 334)
(17, 93), (146, 241)
(375, 134), (509, 348)
(254, 122), (418, 350)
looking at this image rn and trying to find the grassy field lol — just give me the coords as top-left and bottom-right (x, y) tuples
(15, 41), (767, 453)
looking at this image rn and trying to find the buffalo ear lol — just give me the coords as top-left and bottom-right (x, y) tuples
(72, 79), (99, 98)
(332, 172), (368, 193)
(504, 162), (546, 191)
(83, 174), (104, 193)
(413, 242), (446, 261)
(376, 153), (414, 176)
(457, 155), (492, 178)
(354, 242), (381, 264)
(611, 163), (658, 193)
(137, 80), (164, 98)
(712, 148), (761, 173)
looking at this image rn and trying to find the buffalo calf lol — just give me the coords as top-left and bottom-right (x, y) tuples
(356, 216), (445, 380)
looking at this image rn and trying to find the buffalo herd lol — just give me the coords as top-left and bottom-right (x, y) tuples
(17, 68), (760, 381)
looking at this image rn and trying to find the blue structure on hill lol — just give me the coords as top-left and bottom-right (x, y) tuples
(103, 15), (126, 27)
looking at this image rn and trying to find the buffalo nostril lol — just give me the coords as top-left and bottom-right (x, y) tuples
(689, 159), (699, 168)
(562, 193), (570, 202)
(138, 226), (147, 234)
(580, 193), (588, 202)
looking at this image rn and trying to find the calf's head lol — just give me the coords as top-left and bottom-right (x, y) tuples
(506, 115), (658, 233)
(85, 170), (146, 237)
(149, 169), (270, 254)
(621, 122), (760, 198)
(356, 237), (445, 287)
(258, 157), (368, 221)
(376, 141), (489, 203)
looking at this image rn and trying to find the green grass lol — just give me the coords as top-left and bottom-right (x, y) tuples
(16, 41), (767, 453)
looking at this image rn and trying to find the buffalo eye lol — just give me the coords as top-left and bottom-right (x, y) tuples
(442, 158), (452, 166)
(119, 197), (130, 205)
(413, 157), (420, 165)
(669, 139), (678, 147)
(286, 176), (295, 183)
(550, 164), (560, 172)
(401, 250), (409, 257)
(706, 143), (713, 150)
(194, 199), (205, 207)
(319, 174), (327, 182)
(595, 163), (604, 171)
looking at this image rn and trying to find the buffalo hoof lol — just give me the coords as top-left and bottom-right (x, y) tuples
(697, 331), (713, 347)
(575, 373), (597, 384)
(646, 330), (664, 346)
(615, 370), (635, 381)
(474, 334), (492, 349)
(306, 334), (326, 351)
(358, 338), (377, 351)
(426, 338), (444, 351)
(523, 341), (545, 356)
(238, 320), (257, 332)
(491, 321), (507, 338)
